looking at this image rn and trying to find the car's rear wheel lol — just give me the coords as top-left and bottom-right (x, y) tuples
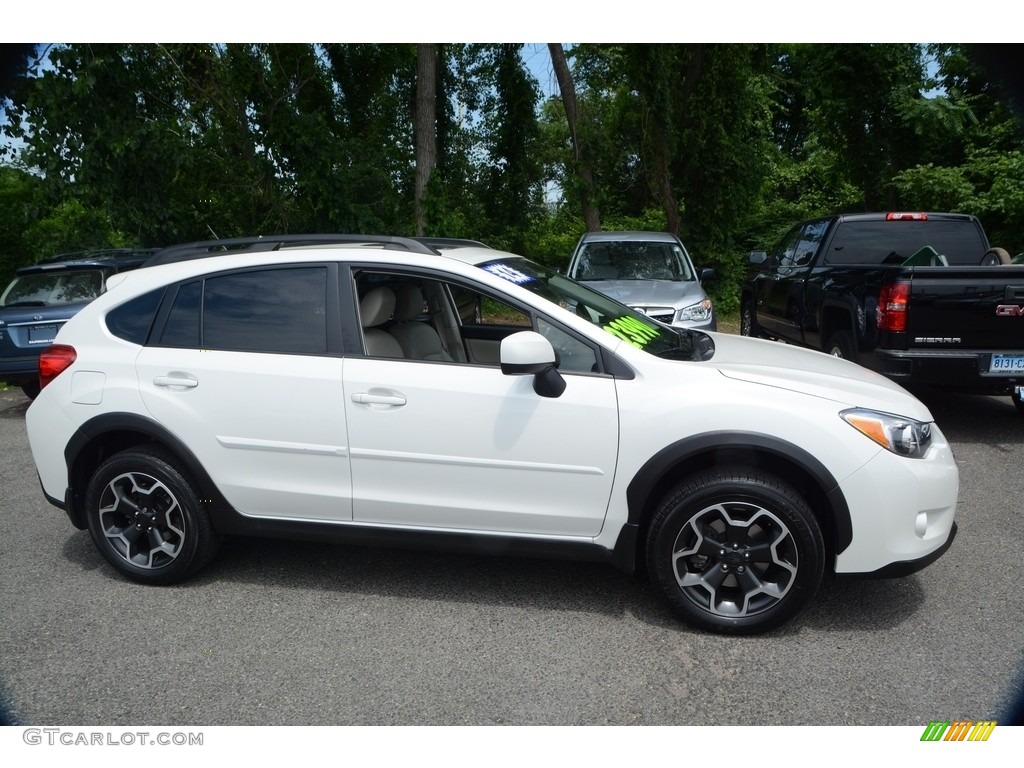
(85, 446), (219, 584)
(646, 467), (824, 634)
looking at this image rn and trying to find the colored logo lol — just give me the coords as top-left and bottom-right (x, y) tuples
(920, 720), (996, 741)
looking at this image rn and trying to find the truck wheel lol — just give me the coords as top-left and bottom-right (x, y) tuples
(980, 247), (1011, 266)
(645, 467), (824, 635)
(740, 300), (757, 337)
(826, 331), (856, 360)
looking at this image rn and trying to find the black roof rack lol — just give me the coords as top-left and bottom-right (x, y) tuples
(144, 234), (439, 267)
(412, 237), (491, 250)
(17, 248), (158, 275)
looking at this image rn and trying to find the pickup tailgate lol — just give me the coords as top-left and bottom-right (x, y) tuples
(907, 266), (1024, 370)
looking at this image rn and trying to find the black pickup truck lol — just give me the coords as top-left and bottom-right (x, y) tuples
(740, 212), (1024, 412)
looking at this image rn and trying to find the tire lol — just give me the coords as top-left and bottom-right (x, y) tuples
(740, 299), (757, 337)
(20, 381), (40, 399)
(84, 445), (219, 585)
(1012, 389), (1024, 417)
(980, 247), (1011, 266)
(646, 467), (824, 635)
(825, 330), (856, 360)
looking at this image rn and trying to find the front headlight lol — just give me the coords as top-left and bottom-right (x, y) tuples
(840, 408), (932, 458)
(676, 299), (713, 322)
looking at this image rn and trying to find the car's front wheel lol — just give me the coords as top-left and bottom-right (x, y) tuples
(646, 467), (824, 634)
(1012, 389), (1024, 416)
(85, 446), (219, 584)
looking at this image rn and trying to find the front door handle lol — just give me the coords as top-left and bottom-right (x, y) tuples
(154, 374), (199, 389)
(351, 392), (406, 406)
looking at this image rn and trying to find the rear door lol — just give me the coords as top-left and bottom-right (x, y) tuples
(136, 265), (353, 521)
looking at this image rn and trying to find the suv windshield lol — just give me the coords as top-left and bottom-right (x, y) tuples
(1, 270), (105, 307)
(573, 241), (694, 282)
(479, 258), (713, 361)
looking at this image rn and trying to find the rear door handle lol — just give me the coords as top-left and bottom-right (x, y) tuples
(351, 392), (406, 406)
(154, 374), (199, 389)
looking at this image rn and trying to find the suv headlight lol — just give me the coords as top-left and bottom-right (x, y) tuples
(840, 408), (932, 458)
(676, 299), (712, 323)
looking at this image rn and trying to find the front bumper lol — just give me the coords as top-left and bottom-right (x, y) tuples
(835, 423), (959, 575)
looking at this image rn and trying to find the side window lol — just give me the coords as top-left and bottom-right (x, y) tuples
(793, 220), (829, 266)
(158, 268), (327, 355)
(449, 284), (531, 328)
(106, 288), (165, 345)
(204, 268), (327, 354)
(159, 281), (201, 348)
(770, 226), (803, 267)
(537, 317), (599, 374)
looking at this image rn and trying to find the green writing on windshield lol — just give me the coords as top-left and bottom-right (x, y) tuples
(604, 315), (659, 348)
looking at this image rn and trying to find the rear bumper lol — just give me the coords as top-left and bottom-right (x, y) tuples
(870, 349), (1022, 394)
(0, 354), (40, 384)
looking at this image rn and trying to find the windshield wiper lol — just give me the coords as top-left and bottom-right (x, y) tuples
(5, 300), (48, 308)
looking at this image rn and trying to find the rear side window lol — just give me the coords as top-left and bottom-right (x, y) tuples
(106, 288), (164, 345)
(155, 267), (328, 355)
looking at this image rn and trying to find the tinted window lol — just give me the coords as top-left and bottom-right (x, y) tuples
(106, 288), (164, 345)
(203, 268), (327, 354)
(159, 282), (202, 348)
(825, 220), (987, 265)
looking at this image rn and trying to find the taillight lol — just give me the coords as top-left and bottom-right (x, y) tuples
(877, 283), (910, 332)
(885, 212), (928, 221)
(38, 344), (77, 390)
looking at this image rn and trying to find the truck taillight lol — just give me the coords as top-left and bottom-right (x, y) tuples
(885, 212), (928, 221)
(38, 344), (77, 390)
(877, 283), (910, 332)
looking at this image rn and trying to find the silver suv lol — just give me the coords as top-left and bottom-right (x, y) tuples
(567, 231), (715, 331)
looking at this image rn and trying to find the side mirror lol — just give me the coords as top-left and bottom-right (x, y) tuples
(500, 331), (566, 398)
(699, 267), (716, 283)
(748, 250), (768, 266)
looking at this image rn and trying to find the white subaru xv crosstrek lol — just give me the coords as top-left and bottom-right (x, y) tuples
(25, 235), (959, 635)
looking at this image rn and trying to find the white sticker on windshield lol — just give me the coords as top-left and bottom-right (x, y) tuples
(483, 263), (533, 284)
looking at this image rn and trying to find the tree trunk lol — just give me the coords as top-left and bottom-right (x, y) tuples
(414, 44), (438, 236)
(548, 44), (600, 232)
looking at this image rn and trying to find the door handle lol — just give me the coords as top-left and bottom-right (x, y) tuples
(154, 375), (199, 389)
(351, 392), (406, 406)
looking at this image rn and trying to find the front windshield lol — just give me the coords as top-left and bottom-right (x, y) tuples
(573, 241), (694, 282)
(479, 257), (713, 361)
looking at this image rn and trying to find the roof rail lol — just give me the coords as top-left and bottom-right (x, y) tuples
(412, 237), (491, 250)
(144, 234), (439, 267)
(35, 248), (159, 265)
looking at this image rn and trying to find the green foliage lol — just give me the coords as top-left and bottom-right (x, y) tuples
(2, 42), (1023, 312)
(0, 166), (43, 284)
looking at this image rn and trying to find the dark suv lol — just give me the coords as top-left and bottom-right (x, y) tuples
(0, 249), (153, 397)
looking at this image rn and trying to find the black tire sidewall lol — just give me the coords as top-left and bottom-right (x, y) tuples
(646, 469), (824, 634)
(826, 330), (856, 359)
(85, 447), (212, 584)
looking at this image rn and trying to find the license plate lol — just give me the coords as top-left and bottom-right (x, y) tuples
(990, 354), (1024, 373)
(28, 325), (57, 345)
